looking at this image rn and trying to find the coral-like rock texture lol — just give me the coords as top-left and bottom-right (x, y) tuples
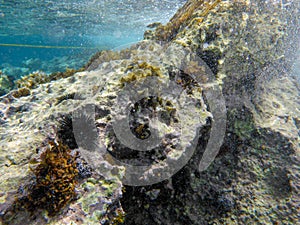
(0, 0), (299, 224)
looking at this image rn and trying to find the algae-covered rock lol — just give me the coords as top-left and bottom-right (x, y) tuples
(0, 39), (211, 223)
(0, 72), (14, 96)
(0, 0), (299, 224)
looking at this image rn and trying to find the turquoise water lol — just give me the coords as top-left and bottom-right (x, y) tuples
(0, 0), (186, 79)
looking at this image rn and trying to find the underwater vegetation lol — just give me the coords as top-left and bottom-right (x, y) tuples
(119, 61), (163, 87)
(0, 0), (299, 224)
(15, 140), (79, 217)
(84, 50), (122, 71)
(15, 68), (85, 90)
(10, 88), (31, 99)
(151, 0), (221, 41)
(0, 67), (87, 97)
(0, 67), (86, 97)
(15, 71), (50, 89)
(0, 71), (14, 96)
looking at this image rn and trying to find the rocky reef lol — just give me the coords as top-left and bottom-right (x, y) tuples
(0, 0), (299, 224)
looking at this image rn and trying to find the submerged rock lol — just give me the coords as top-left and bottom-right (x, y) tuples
(0, 0), (299, 224)
(0, 72), (14, 96)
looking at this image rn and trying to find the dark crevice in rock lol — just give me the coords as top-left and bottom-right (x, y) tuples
(120, 126), (235, 224)
(197, 49), (221, 75)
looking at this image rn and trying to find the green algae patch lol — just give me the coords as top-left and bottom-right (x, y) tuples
(78, 178), (124, 224)
(79, 190), (103, 214)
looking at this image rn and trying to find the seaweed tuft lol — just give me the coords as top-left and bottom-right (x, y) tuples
(17, 140), (79, 216)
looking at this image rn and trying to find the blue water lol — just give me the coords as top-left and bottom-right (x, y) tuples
(0, 0), (186, 79)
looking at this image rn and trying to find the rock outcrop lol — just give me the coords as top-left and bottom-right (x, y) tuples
(0, 0), (299, 224)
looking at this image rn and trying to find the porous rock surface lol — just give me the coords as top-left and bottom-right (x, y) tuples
(0, 0), (299, 224)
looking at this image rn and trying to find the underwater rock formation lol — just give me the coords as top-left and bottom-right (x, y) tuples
(0, 72), (14, 96)
(0, 0), (299, 224)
